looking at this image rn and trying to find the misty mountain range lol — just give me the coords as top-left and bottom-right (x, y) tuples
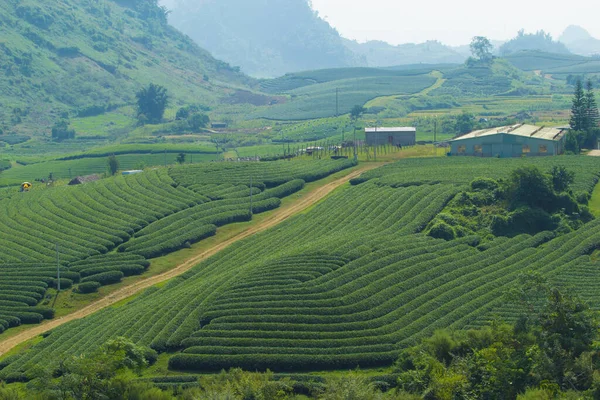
(160, 0), (600, 77)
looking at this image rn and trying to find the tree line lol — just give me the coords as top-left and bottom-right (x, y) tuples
(567, 78), (599, 153)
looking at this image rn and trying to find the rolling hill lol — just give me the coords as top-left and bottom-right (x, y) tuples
(504, 50), (600, 80)
(343, 39), (468, 67)
(0, 0), (254, 135)
(252, 59), (550, 121)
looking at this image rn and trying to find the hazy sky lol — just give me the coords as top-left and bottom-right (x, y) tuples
(309, 0), (599, 46)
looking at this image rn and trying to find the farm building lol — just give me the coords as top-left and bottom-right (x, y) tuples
(365, 127), (416, 146)
(450, 124), (568, 157)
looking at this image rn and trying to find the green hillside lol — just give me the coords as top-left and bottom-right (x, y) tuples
(505, 50), (600, 78)
(0, 0), (253, 135)
(252, 59), (553, 121)
(2, 156), (599, 378)
(0, 159), (354, 336)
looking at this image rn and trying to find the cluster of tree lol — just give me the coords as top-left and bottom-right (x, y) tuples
(135, 84), (211, 133)
(396, 275), (600, 399)
(567, 79), (600, 152)
(12, 337), (159, 400)
(132, 0), (170, 24)
(51, 119), (75, 141)
(175, 105), (210, 132)
(428, 165), (593, 240)
(566, 74), (600, 87)
(2, 340), (401, 399)
(499, 30), (570, 55)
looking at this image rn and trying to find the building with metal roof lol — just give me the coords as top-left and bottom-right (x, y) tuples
(365, 127), (416, 147)
(449, 124), (568, 157)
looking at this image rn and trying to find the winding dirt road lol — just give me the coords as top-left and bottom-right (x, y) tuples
(0, 164), (380, 356)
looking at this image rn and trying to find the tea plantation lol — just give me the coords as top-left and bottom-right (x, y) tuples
(0, 159), (354, 335)
(1, 156), (599, 380)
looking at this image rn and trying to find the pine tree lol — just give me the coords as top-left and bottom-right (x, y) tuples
(570, 79), (586, 132)
(585, 80), (599, 131)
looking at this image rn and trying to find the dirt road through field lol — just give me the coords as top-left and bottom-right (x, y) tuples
(0, 163), (380, 356)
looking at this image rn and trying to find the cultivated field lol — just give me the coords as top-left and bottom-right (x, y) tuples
(0, 160), (354, 338)
(1, 156), (599, 380)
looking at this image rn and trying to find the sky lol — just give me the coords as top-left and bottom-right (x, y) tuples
(309, 0), (599, 46)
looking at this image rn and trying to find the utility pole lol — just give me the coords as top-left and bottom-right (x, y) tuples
(335, 88), (339, 117)
(374, 126), (377, 162)
(433, 117), (438, 156)
(56, 243), (61, 292)
(354, 127), (358, 162)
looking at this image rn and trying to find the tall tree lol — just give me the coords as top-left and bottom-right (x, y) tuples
(350, 105), (366, 121)
(107, 155), (119, 176)
(585, 79), (599, 131)
(136, 83), (168, 124)
(569, 79), (586, 132)
(469, 36), (493, 62)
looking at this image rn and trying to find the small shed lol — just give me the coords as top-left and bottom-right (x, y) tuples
(211, 122), (228, 129)
(68, 174), (100, 185)
(449, 124), (568, 157)
(365, 127), (416, 146)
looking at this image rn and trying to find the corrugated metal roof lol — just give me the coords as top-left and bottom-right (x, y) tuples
(451, 124), (567, 142)
(365, 127), (416, 133)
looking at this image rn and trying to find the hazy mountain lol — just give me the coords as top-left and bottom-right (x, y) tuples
(559, 25), (600, 56)
(0, 0), (252, 133)
(343, 39), (468, 67)
(500, 30), (570, 56)
(162, 0), (366, 78)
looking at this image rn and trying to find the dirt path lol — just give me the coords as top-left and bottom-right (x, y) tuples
(0, 164), (380, 356)
(588, 150), (600, 156)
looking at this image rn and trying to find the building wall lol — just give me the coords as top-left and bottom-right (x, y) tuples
(365, 131), (416, 146)
(450, 134), (562, 157)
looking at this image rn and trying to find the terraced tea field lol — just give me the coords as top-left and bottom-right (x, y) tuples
(255, 73), (437, 120)
(1, 156), (599, 380)
(0, 160), (354, 336)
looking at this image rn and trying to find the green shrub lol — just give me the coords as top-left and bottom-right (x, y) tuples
(81, 271), (124, 286)
(50, 278), (73, 290)
(470, 177), (499, 191)
(77, 282), (101, 294)
(428, 222), (456, 241)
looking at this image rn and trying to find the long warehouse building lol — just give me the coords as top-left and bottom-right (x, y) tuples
(450, 124), (568, 157)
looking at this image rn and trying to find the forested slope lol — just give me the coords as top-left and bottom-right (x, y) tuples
(0, 0), (252, 133)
